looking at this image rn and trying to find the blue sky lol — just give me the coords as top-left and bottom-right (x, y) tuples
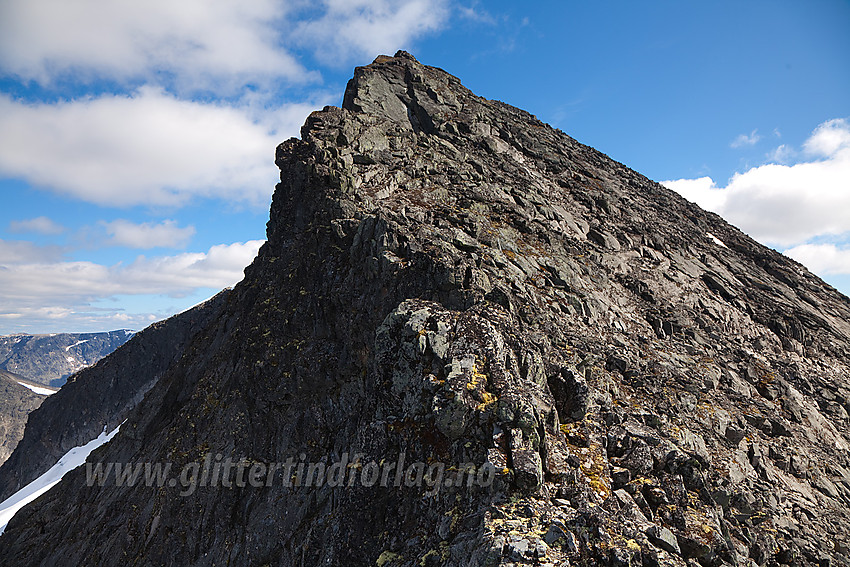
(1, 0), (848, 334)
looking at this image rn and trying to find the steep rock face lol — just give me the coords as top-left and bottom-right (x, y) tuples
(0, 371), (46, 466)
(0, 291), (230, 502)
(2, 52), (850, 566)
(0, 330), (135, 387)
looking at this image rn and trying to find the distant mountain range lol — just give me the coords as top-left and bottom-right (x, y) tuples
(0, 331), (133, 469)
(0, 330), (135, 387)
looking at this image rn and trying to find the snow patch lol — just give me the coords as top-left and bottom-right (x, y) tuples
(706, 232), (728, 249)
(17, 382), (56, 396)
(66, 356), (75, 363)
(65, 339), (89, 351)
(0, 425), (120, 535)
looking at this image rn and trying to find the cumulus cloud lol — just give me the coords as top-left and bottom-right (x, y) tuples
(663, 118), (850, 247)
(804, 118), (850, 157)
(0, 0), (451, 210)
(0, 240), (263, 300)
(0, 90), (317, 208)
(730, 129), (761, 148)
(100, 219), (195, 249)
(784, 243), (850, 275)
(293, 0), (450, 64)
(0, 0), (451, 90)
(0, 0), (309, 90)
(661, 177), (727, 213)
(8, 216), (66, 235)
(0, 240), (264, 331)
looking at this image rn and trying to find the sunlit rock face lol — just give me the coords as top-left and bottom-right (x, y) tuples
(2, 51), (850, 567)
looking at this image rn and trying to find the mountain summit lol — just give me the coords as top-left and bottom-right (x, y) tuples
(2, 51), (850, 566)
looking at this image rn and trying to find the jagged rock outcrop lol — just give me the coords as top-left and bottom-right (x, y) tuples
(0, 371), (46, 466)
(0, 330), (135, 387)
(0, 291), (229, 502)
(2, 52), (850, 566)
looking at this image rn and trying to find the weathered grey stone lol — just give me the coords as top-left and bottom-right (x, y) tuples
(2, 50), (850, 567)
(646, 525), (681, 555)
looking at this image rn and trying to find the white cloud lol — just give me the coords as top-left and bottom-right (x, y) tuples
(0, 1), (451, 211)
(113, 240), (264, 292)
(101, 219), (195, 249)
(293, 0), (450, 63)
(661, 177), (727, 213)
(663, 118), (850, 247)
(8, 216), (65, 235)
(730, 129), (761, 148)
(0, 240), (264, 331)
(766, 144), (793, 163)
(784, 243), (850, 275)
(0, 0), (451, 90)
(0, 90), (316, 208)
(0, 240), (64, 264)
(0, 0), (309, 90)
(0, 240), (263, 300)
(457, 2), (496, 24)
(804, 118), (850, 157)
(0, 305), (156, 335)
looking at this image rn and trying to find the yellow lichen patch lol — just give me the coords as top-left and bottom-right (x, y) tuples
(687, 490), (702, 507)
(559, 422), (583, 437)
(376, 551), (401, 566)
(682, 507), (719, 544)
(579, 442), (611, 499)
(465, 358), (495, 409)
(476, 391), (498, 411)
(626, 539), (641, 552)
(696, 401), (716, 418)
(419, 550), (438, 566)
(439, 541), (451, 561)
(470, 359), (488, 383)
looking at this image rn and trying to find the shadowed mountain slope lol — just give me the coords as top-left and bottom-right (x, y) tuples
(0, 370), (46, 466)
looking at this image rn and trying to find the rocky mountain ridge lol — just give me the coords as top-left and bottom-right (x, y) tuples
(1, 52), (849, 566)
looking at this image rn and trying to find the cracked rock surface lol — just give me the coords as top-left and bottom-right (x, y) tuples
(1, 51), (850, 567)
